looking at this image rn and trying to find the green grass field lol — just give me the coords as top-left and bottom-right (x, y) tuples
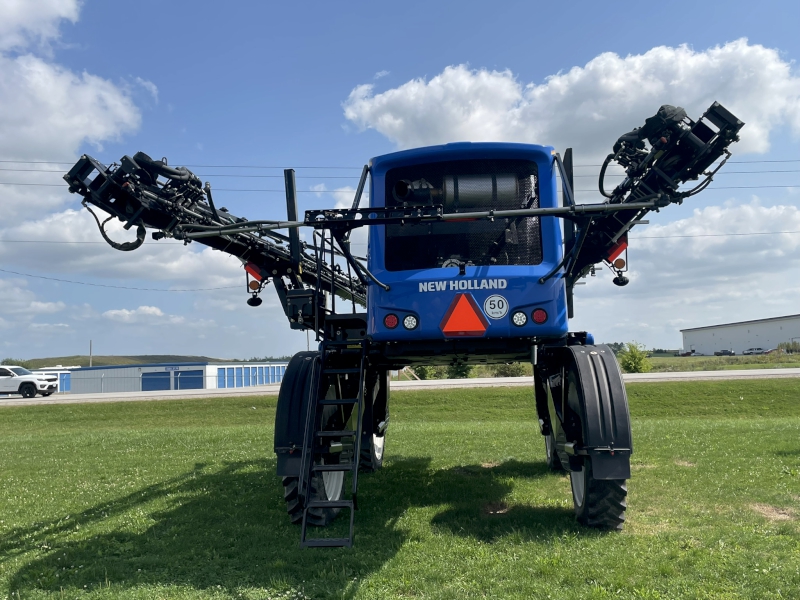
(1, 381), (799, 599)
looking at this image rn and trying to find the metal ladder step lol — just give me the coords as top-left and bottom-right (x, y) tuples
(312, 463), (354, 472)
(318, 397), (359, 406)
(307, 499), (354, 509)
(302, 538), (353, 548)
(316, 430), (356, 438)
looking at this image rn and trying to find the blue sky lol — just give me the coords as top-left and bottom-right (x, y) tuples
(1, 0), (799, 360)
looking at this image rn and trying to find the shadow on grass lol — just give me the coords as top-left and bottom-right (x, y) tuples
(4, 458), (576, 598)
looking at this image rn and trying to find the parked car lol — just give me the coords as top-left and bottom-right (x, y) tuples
(714, 350), (735, 356)
(742, 348), (764, 355)
(0, 366), (57, 398)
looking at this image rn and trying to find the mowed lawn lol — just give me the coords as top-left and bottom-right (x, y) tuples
(1, 381), (799, 599)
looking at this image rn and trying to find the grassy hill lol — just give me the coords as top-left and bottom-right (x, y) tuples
(6, 355), (249, 369)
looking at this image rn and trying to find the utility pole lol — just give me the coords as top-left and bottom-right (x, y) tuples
(89, 340), (92, 368)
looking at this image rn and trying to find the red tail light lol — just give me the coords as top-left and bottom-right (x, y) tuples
(532, 308), (547, 324)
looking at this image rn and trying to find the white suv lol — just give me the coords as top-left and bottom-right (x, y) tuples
(0, 366), (57, 398)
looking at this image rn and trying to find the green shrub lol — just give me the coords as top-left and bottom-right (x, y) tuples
(617, 342), (652, 373)
(492, 362), (528, 377)
(446, 364), (473, 379)
(410, 365), (448, 380)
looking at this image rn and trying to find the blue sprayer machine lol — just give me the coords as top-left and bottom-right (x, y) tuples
(64, 102), (743, 547)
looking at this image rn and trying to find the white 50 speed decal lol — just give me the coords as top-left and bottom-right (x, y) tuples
(483, 295), (508, 319)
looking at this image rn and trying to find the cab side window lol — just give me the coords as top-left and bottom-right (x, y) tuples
(0, 368), (12, 377)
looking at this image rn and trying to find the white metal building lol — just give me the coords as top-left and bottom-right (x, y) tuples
(681, 314), (800, 355)
(67, 361), (288, 394)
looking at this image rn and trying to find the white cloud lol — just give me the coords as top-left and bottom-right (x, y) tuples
(0, 53), (141, 161)
(134, 76), (158, 103)
(102, 305), (164, 323)
(343, 39), (800, 158)
(0, 208), (244, 287)
(374, 70), (389, 80)
(571, 200), (800, 347)
(0, 0), (79, 51)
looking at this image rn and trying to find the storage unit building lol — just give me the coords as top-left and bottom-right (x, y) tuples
(67, 361), (288, 394)
(31, 367), (78, 393)
(680, 314), (800, 356)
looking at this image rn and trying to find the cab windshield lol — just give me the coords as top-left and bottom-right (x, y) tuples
(10, 367), (32, 376)
(383, 159), (542, 271)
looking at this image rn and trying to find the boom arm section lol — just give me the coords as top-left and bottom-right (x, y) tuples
(64, 152), (368, 334)
(63, 101), (743, 329)
(553, 102), (743, 315)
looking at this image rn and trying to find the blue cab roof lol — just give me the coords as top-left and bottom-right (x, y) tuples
(370, 142), (555, 171)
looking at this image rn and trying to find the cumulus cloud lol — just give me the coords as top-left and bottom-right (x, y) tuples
(103, 305), (165, 323)
(343, 39), (800, 157)
(0, 54), (140, 161)
(0, 208), (244, 287)
(0, 0), (79, 51)
(570, 200), (800, 346)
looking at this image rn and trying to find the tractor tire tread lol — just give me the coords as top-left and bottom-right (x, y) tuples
(282, 476), (339, 527)
(578, 478), (627, 530)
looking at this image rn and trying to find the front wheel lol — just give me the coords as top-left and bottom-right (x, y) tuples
(282, 462), (344, 526)
(20, 384), (36, 399)
(570, 459), (627, 530)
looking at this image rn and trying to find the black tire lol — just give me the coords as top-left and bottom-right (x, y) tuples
(19, 383), (36, 399)
(544, 431), (564, 472)
(282, 461), (344, 526)
(570, 458), (627, 530)
(360, 431), (385, 471)
(279, 357), (347, 527)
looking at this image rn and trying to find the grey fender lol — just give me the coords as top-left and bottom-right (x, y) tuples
(274, 351), (319, 477)
(568, 344), (632, 479)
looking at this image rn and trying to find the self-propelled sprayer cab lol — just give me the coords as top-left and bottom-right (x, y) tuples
(366, 143), (569, 361)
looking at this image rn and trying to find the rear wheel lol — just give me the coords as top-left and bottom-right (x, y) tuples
(360, 430), (385, 471)
(544, 431), (564, 472)
(570, 459), (627, 530)
(359, 369), (387, 472)
(20, 384), (36, 399)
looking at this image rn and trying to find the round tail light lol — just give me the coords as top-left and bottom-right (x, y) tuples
(532, 308), (548, 324)
(511, 311), (528, 327)
(384, 314), (399, 329)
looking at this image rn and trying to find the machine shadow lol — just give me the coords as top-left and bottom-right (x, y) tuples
(6, 457), (576, 597)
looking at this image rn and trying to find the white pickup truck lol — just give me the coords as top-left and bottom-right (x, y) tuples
(0, 366), (58, 398)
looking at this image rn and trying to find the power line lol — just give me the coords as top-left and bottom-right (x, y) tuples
(0, 182), (370, 193)
(632, 231), (800, 239)
(5, 166), (800, 178)
(2, 230), (799, 247)
(0, 168), (362, 179)
(0, 181), (796, 192)
(0, 158), (798, 168)
(0, 267), (240, 292)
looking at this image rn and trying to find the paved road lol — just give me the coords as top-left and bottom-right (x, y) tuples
(1, 368), (798, 408)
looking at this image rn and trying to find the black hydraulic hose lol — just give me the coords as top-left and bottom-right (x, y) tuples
(203, 182), (221, 221)
(598, 154), (615, 198)
(133, 152), (198, 183)
(84, 203), (146, 251)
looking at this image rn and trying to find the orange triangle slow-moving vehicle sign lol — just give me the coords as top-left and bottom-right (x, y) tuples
(440, 293), (490, 337)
